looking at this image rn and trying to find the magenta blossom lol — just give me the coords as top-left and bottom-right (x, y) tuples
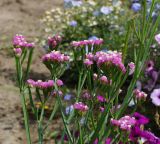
(42, 50), (70, 63)
(71, 38), (103, 47)
(13, 48), (22, 57)
(150, 88), (160, 106)
(97, 95), (106, 102)
(105, 138), (112, 144)
(73, 102), (88, 112)
(111, 115), (136, 131)
(27, 79), (55, 89)
(56, 79), (64, 86)
(133, 89), (147, 100)
(84, 59), (93, 67)
(133, 112), (149, 125)
(48, 34), (62, 49)
(13, 34), (35, 48)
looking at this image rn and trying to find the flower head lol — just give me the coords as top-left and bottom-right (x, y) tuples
(97, 95), (106, 102)
(150, 88), (160, 106)
(69, 20), (77, 27)
(73, 102), (88, 112)
(131, 3), (141, 12)
(100, 6), (113, 15)
(155, 33), (160, 45)
(13, 48), (22, 57)
(133, 112), (149, 125)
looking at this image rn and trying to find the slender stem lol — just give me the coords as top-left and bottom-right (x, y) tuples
(20, 91), (32, 144)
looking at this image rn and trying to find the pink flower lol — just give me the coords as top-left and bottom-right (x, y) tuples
(150, 88), (160, 106)
(99, 106), (105, 112)
(105, 138), (112, 144)
(13, 48), (22, 57)
(56, 79), (63, 86)
(95, 51), (126, 73)
(42, 50), (70, 63)
(71, 38), (103, 47)
(27, 79), (55, 89)
(133, 89), (147, 100)
(84, 59), (93, 67)
(128, 62), (135, 75)
(93, 73), (98, 80)
(111, 115), (136, 131)
(99, 76), (109, 84)
(13, 34), (34, 48)
(97, 95), (106, 102)
(48, 34), (62, 49)
(155, 33), (160, 45)
(73, 102), (88, 111)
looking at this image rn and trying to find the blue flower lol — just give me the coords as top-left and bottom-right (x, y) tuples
(93, 10), (100, 16)
(100, 6), (113, 15)
(131, 3), (141, 12)
(65, 105), (74, 115)
(69, 20), (77, 27)
(88, 36), (98, 40)
(64, 94), (72, 101)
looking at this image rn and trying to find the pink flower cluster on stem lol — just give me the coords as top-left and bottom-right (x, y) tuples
(84, 51), (126, 73)
(48, 35), (62, 49)
(71, 39), (103, 47)
(27, 79), (63, 89)
(13, 48), (22, 57)
(133, 89), (147, 100)
(42, 51), (70, 63)
(13, 34), (35, 48)
(111, 115), (136, 131)
(95, 51), (126, 73)
(73, 102), (89, 112)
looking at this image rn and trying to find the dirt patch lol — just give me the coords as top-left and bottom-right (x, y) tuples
(0, 0), (63, 143)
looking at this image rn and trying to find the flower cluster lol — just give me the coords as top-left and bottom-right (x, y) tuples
(85, 51), (126, 73)
(97, 95), (106, 102)
(48, 35), (62, 49)
(27, 79), (63, 89)
(150, 88), (160, 106)
(128, 62), (135, 75)
(133, 89), (147, 100)
(42, 50), (70, 63)
(13, 48), (22, 57)
(111, 115), (136, 131)
(73, 102), (89, 112)
(71, 39), (103, 47)
(13, 34), (35, 48)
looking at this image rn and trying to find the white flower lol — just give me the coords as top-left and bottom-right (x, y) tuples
(100, 6), (113, 15)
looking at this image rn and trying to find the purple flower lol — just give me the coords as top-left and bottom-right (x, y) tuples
(69, 20), (77, 27)
(140, 130), (160, 144)
(131, 3), (141, 12)
(150, 88), (160, 106)
(105, 138), (112, 144)
(100, 6), (113, 15)
(97, 95), (106, 102)
(133, 112), (149, 125)
(129, 126), (142, 141)
(13, 48), (22, 57)
(64, 94), (72, 101)
(73, 102), (88, 112)
(155, 33), (160, 45)
(111, 115), (136, 131)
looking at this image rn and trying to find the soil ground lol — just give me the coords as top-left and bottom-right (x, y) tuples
(0, 0), (63, 143)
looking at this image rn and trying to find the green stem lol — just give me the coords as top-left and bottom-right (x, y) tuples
(20, 91), (32, 144)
